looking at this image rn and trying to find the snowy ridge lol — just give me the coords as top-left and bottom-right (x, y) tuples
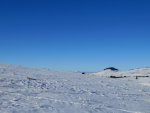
(0, 63), (150, 113)
(91, 68), (150, 77)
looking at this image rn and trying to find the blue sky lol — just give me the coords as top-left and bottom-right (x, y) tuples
(0, 0), (150, 72)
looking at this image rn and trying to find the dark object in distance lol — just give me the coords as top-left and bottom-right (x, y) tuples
(136, 76), (149, 79)
(110, 76), (126, 78)
(27, 76), (36, 80)
(82, 72), (86, 74)
(104, 67), (119, 71)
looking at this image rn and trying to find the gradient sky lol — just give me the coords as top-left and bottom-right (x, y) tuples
(0, 0), (150, 72)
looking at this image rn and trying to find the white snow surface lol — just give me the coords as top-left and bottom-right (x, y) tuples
(0, 63), (150, 113)
(92, 68), (150, 77)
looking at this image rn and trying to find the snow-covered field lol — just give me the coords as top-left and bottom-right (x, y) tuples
(0, 63), (150, 113)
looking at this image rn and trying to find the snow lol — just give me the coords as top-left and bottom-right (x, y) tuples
(0, 63), (150, 113)
(92, 68), (150, 77)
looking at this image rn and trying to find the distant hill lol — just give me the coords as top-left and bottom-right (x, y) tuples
(91, 67), (150, 77)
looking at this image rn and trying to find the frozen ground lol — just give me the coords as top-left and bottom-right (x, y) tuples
(0, 63), (150, 113)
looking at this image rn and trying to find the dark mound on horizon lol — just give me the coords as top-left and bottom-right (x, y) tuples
(104, 67), (119, 71)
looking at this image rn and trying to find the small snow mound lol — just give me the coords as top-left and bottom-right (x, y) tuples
(92, 68), (119, 76)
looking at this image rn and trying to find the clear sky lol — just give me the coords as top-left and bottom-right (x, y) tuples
(0, 0), (150, 72)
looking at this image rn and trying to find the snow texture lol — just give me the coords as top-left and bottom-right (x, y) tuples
(0, 63), (150, 113)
